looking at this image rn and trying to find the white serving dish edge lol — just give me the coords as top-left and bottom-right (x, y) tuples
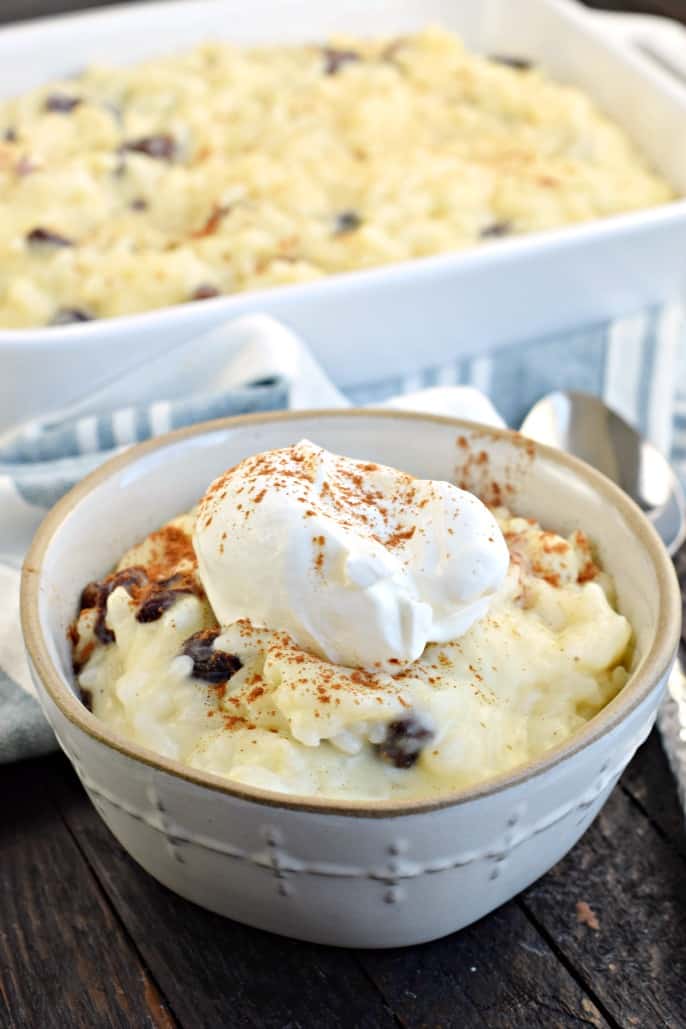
(2, 0), (686, 431)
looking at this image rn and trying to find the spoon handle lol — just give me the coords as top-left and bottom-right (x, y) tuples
(657, 654), (686, 814)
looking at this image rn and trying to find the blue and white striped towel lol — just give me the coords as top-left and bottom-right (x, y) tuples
(2, 306), (684, 763)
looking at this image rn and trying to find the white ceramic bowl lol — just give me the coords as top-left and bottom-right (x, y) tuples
(21, 411), (680, 947)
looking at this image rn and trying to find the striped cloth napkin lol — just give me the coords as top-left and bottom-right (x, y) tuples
(2, 305), (684, 765)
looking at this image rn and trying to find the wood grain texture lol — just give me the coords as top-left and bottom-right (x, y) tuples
(521, 778), (686, 1029)
(0, 758), (176, 1029)
(3, 707), (685, 1029)
(583, 0), (686, 20)
(358, 902), (608, 1029)
(620, 727), (686, 865)
(50, 754), (611, 1029)
(49, 758), (399, 1029)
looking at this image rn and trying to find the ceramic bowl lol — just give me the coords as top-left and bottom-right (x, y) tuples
(21, 411), (680, 947)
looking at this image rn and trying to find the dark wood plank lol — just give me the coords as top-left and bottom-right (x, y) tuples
(3, 0), (686, 30)
(0, 757), (176, 1029)
(50, 757), (398, 1029)
(620, 729), (686, 865)
(619, 553), (686, 855)
(583, 1), (686, 24)
(521, 780), (686, 1028)
(358, 902), (609, 1029)
(0, 1), (154, 26)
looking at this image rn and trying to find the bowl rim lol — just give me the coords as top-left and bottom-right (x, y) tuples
(21, 408), (681, 817)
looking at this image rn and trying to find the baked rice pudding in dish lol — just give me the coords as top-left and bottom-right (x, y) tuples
(0, 26), (674, 329)
(69, 440), (632, 802)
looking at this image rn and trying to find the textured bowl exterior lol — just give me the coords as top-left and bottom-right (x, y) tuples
(32, 673), (662, 947)
(22, 411), (681, 946)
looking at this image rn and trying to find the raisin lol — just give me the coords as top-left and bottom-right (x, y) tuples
(191, 284), (221, 301)
(489, 55), (532, 70)
(50, 307), (93, 325)
(79, 581), (101, 611)
(94, 619), (114, 646)
(334, 210), (362, 235)
(322, 47), (360, 75)
(157, 573), (194, 590)
(136, 591), (179, 623)
(480, 221), (511, 239)
(45, 93), (82, 113)
(122, 134), (176, 161)
(376, 715), (435, 769)
(27, 227), (74, 247)
(182, 629), (242, 684)
(110, 567), (149, 594)
(3, 127), (17, 142)
(134, 572), (197, 624)
(84, 567), (149, 644)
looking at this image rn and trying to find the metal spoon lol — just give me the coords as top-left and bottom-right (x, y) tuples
(520, 390), (686, 555)
(520, 389), (686, 811)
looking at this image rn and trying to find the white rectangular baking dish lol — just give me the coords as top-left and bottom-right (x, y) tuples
(1, 0), (686, 433)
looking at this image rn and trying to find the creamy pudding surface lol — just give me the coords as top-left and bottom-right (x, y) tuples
(70, 441), (632, 801)
(0, 26), (673, 328)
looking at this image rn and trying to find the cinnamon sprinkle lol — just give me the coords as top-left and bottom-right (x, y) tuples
(191, 204), (230, 239)
(197, 443), (430, 555)
(145, 525), (197, 579)
(542, 532), (569, 555)
(578, 560), (599, 583)
(385, 526), (416, 548)
(223, 715), (255, 731)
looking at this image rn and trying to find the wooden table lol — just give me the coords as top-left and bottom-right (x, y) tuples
(2, 1), (686, 1026)
(3, 707), (686, 1028)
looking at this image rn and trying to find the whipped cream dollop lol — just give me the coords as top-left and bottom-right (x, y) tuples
(193, 440), (509, 671)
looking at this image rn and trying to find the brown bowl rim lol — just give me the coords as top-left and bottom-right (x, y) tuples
(20, 408), (681, 818)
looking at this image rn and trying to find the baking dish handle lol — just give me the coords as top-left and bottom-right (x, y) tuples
(587, 10), (686, 90)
